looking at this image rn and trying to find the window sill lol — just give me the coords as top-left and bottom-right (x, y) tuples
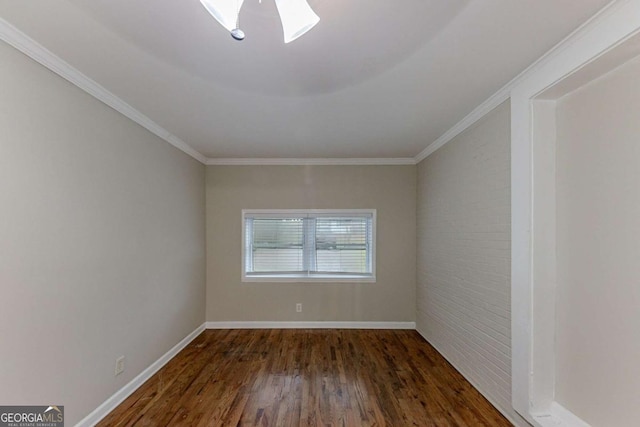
(242, 274), (376, 283)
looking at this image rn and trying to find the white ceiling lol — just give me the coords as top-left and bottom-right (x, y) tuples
(0, 0), (612, 160)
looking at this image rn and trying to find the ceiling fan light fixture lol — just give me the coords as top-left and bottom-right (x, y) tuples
(200, 0), (319, 43)
(274, 0), (320, 43)
(200, 0), (245, 32)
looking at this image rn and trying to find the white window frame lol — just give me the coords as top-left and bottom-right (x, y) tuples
(241, 209), (376, 283)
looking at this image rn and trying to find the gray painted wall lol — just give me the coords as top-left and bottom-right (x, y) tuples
(0, 41), (206, 425)
(205, 165), (416, 323)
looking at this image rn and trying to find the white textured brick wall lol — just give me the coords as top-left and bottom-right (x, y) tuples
(416, 101), (528, 425)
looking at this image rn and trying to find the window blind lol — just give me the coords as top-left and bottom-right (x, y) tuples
(314, 217), (370, 274)
(248, 218), (305, 273)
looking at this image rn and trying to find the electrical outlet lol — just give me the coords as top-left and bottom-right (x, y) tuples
(296, 303), (302, 313)
(115, 356), (125, 376)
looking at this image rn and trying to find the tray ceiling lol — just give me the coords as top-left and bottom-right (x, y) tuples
(0, 0), (612, 159)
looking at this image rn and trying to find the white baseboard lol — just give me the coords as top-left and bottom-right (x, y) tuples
(532, 402), (591, 427)
(415, 325), (532, 427)
(206, 321), (416, 330)
(75, 323), (206, 427)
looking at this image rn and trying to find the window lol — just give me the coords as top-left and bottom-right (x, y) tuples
(242, 210), (376, 282)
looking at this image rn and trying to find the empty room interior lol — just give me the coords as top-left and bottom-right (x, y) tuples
(2, 1), (640, 426)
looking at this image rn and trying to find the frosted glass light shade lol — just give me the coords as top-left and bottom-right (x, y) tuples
(274, 0), (320, 43)
(200, 0), (245, 32)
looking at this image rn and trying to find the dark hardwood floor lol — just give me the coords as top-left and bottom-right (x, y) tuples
(98, 329), (512, 426)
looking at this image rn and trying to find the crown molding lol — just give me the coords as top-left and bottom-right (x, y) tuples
(205, 157), (416, 166)
(414, 88), (511, 163)
(414, 0), (626, 164)
(0, 17), (208, 164)
(2, 0), (623, 168)
(0, 16), (416, 167)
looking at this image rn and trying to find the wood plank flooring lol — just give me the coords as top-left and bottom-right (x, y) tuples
(98, 329), (512, 427)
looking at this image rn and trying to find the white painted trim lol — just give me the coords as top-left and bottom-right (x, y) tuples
(206, 321), (416, 329)
(533, 402), (591, 427)
(549, 403), (592, 427)
(511, 0), (640, 426)
(0, 18), (208, 165)
(75, 323), (206, 427)
(414, 89), (511, 162)
(413, 0), (629, 164)
(241, 276), (376, 283)
(0, 20), (417, 166)
(241, 209), (377, 216)
(414, 326), (531, 427)
(206, 157), (416, 166)
(532, 403), (592, 427)
(0, 0), (624, 172)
